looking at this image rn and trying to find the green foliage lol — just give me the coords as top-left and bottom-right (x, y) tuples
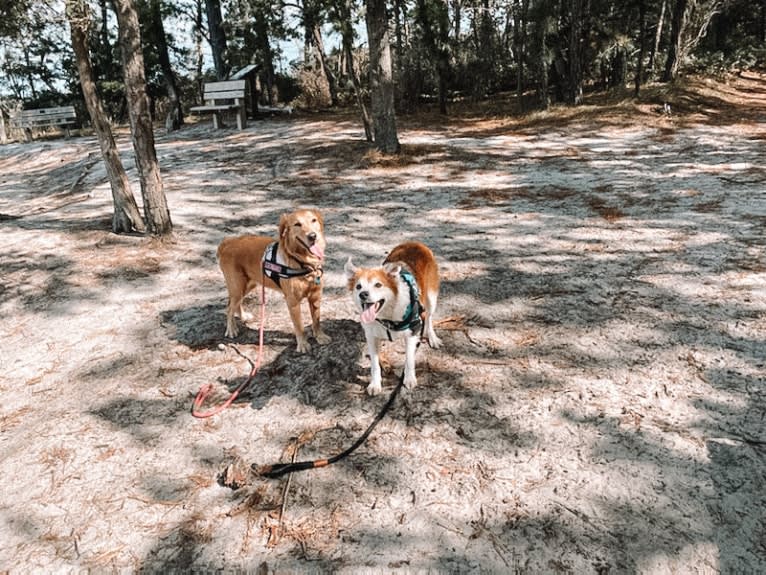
(1, 0), (765, 118)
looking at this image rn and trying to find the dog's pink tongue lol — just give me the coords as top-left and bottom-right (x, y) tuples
(310, 243), (324, 260)
(360, 305), (377, 324)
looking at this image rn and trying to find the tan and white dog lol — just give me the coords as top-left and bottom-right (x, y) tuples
(345, 241), (442, 395)
(217, 208), (330, 353)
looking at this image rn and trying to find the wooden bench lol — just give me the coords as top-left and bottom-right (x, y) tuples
(9, 106), (77, 140)
(190, 80), (247, 130)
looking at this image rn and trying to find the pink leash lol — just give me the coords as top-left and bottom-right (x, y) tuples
(192, 283), (267, 418)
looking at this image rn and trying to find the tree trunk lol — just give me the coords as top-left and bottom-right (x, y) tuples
(568, 0), (583, 105)
(648, 0), (666, 75)
(66, 0), (145, 235)
(346, 43), (372, 141)
(634, 0), (647, 97)
(761, 0), (766, 42)
(417, 0), (450, 114)
(337, 0), (372, 140)
(148, 0), (183, 131)
(478, 0), (494, 97)
(366, 0), (400, 153)
(311, 24), (339, 106)
(451, 0), (462, 52)
(97, 0), (116, 82)
(662, 0), (688, 82)
(205, 0), (229, 79)
(436, 0), (450, 114)
(253, 7), (276, 105)
(194, 0), (205, 100)
(532, 2), (551, 110)
(113, 0), (173, 236)
(514, 0), (528, 112)
(394, 0), (405, 88)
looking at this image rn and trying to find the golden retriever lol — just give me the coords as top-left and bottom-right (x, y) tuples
(217, 208), (330, 353)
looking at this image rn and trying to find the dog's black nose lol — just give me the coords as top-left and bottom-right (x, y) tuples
(359, 291), (369, 301)
(307, 232), (317, 243)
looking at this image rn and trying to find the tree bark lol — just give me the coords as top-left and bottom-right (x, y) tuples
(311, 24), (339, 106)
(568, 0), (583, 105)
(662, 0), (688, 82)
(205, 0), (229, 79)
(417, 0), (450, 114)
(761, 0), (766, 42)
(535, 7), (551, 110)
(366, 0), (400, 153)
(634, 0), (647, 97)
(113, 0), (173, 236)
(337, 0), (372, 140)
(96, 0), (117, 82)
(148, 0), (183, 131)
(648, 0), (666, 75)
(66, 0), (145, 235)
(194, 0), (205, 100)
(393, 0), (405, 88)
(514, 0), (528, 112)
(253, 7), (276, 105)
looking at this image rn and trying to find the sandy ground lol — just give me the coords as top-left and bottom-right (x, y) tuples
(1, 73), (765, 573)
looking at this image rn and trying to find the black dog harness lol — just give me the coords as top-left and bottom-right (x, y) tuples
(262, 242), (322, 287)
(377, 269), (423, 340)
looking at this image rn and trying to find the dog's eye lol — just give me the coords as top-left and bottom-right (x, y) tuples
(311, 218), (317, 223)
(374, 282), (382, 288)
(294, 222), (302, 227)
(356, 283), (362, 290)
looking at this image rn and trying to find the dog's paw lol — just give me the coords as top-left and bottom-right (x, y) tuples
(315, 331), (331, 345)
(240, 311), (254, 323)
(428, 333), (443, 349)
(295, 338), (311, 353)
(403, 373), (417, 390)
(366, 381), (383, 396)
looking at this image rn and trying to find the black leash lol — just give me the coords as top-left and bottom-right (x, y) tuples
(252, 371), (405, 479)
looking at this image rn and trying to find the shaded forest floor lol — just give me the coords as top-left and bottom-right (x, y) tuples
(1, 73), (765, 573)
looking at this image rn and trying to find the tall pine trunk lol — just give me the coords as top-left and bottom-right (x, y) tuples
(205, 0), (229, 79)
(254, 8), (276, 105)
(113, 0), (173, 236)
(366, 0), (400, 153)
(649, 0), (666, 75)
(634, 0), (647, 97)
(66, 0), (145, 235)
(514, 0), (528, 112)
(338, 0), (372, 140)
(311, 24), (338, 106)
(761, 0), (766, 42)
(148, 0), (183, 131)
(663, 0), (688, 82)
(568, 0), (583, 105)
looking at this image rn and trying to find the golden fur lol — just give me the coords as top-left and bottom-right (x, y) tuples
(217, 209), (330, 353)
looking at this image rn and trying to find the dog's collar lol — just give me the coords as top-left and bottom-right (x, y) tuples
(377, 269), (423, 339)
(262, 242), (322, 287)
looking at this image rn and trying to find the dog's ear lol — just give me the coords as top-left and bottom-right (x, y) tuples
(344, 257), (357, 279)
(278, 214), (289, 238)
(383, 262), (401, 278)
